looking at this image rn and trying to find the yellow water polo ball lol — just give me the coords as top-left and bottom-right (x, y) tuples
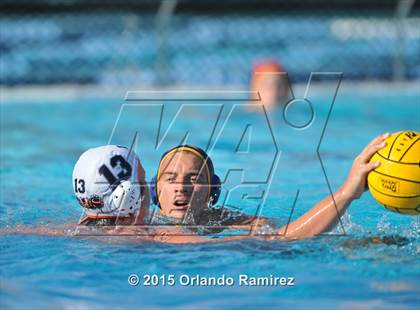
(367, 131), (420, 215)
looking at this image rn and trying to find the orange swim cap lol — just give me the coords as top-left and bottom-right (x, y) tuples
(252, 60), (284, 75)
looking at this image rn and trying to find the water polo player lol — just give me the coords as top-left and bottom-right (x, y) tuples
(249, 59), (290, 109)
(72, 145), (149, 226)
(151, 134), (390, 239)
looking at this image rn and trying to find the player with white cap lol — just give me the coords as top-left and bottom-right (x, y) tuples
(72, 145), (149, 226)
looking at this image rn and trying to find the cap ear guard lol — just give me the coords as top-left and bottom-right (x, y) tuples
(110, 180), (142, 216)
(150, 175), (158, 205)
(210, 174), (221, 205)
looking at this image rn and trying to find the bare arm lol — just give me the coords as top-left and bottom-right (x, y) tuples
(0, 222), (251, 244)
(275, 184), (352, 239)
(275, 133), (390, 239)
(152, 233), (249, 244)
(0, 223), (77, 236)
(107, 226), (251, 244)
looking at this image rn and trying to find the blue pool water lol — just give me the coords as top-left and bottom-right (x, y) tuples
(1, 87), (419, 309)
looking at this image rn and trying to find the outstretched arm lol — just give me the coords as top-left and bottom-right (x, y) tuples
(275, 133), (390, 239)
(152, 232), (249, 244)
(3, 223), (78, 236)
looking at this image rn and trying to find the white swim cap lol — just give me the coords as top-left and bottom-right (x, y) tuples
(72, 145), (143, 216)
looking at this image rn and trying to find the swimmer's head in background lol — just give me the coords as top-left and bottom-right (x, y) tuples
(151, 145), (221, 209)
(72, 145), (147, 219)
(250, 59), (289, 108)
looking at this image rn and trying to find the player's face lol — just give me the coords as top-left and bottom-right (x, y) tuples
(157, 151), (210, 219)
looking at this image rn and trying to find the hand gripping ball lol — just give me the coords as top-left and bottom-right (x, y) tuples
(367, 131), (420, 215)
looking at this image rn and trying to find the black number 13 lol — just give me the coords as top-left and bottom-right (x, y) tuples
(74, 178), (85, 193)
(98, 155), (132, 186)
